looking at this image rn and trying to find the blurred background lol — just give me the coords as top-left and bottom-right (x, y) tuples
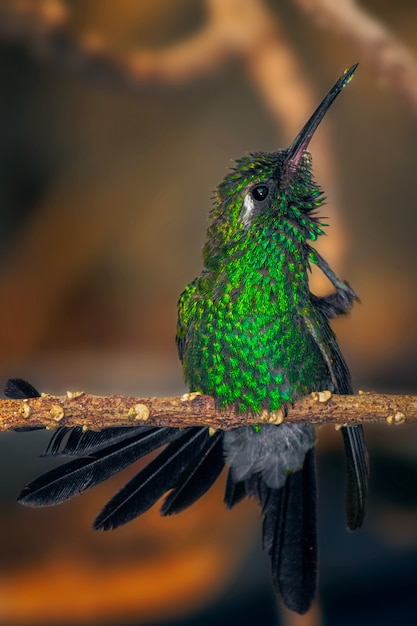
(1, 0), (417, 624)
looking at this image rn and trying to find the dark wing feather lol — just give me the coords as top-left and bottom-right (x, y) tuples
(309, 248), (358, 317)
(5, 378), (43, 432)
(161, 430), (225, 515)
(310, 291), (355, 320)
(302, 307), (369, 529)
(19, 427), (181, 506)
(5, 378), (41, 399)
(44, 427), (74, 455)
(44, 425), (153, 457)
(94, 427), (209, 531)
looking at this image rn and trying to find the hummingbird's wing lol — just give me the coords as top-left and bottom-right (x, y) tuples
(301, 307), (369, 530)
(17, 418), (225, 526)
(309, 248), (358, 318)
(176, 279), (198, 361)
(19, 427), (184, 507)
(160, 430), (224, 515)
(92, 427), (217, 530)
(11, 375), (224, 529)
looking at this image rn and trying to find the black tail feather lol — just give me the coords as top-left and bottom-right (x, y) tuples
(243, 450), (317, 615)
(93, 427), (210, 531)
(5, 378), (41, 399)
(224, 469), (246, 509)
(18, 427), (181, 506)
(5, 378), (44, 432)
(161, 430), (225, 515)
(11, 374), (361, 614)
(270, 448), (317, 614)
(341, 424), (369, 530)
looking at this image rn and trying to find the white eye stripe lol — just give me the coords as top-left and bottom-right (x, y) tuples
(241, 193), (254, 227)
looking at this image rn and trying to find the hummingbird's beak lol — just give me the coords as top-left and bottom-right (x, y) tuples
(283, 64), (358, 175)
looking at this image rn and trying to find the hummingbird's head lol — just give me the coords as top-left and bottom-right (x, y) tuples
(204, 65), (357, 264)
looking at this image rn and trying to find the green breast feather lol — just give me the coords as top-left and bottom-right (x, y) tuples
(177, 193), (333, 414)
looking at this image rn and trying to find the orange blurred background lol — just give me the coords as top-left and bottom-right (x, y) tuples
(1, 1), (417, 625)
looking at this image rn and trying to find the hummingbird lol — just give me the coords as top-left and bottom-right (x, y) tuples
(12, 64), (369, 615)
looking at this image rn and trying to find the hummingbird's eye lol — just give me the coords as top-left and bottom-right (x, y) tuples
(251, 185), (269, 202)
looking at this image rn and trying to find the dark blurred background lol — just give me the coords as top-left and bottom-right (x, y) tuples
(1, 1), (417, 625)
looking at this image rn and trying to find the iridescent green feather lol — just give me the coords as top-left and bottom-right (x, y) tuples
(176, 150), (332, 414)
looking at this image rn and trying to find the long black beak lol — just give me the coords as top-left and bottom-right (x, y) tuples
(284, 64), (358, 174)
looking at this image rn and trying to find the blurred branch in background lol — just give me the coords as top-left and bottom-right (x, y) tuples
(1, 3), (417, 626)
(1, 0), (416, 369)
(293, 0), (417, 112)
(2, 0), (417, 107)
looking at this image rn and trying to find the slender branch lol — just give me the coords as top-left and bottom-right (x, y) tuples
(293, 0), (417, 113)
(2, 1), (417, 111)
(0, 390), (415, 432)
(0, 0), (279, 88)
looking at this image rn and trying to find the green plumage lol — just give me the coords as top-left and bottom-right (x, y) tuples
(15, 66), (369, 616)
(177, 151), (334, 413)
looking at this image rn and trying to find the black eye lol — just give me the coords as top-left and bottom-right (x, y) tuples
(251, 185), (269, 202)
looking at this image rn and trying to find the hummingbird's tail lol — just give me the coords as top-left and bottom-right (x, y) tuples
(7, 378), (224, 525)
(18, 423), (225, 528)
(93, 427), (224, 529)
(18, 426), (316, 614)
(245, 449), (317, 615)
(224, 424), (317, 614)
(10, 379), (365, 615)
(258, 450), (317, 615)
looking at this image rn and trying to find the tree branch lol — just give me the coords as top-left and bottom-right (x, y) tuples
(0, 390), (415, 432)
(293, 0), (417, 113)
(2, 0), (417, 111)
(0, 0), (282, 89)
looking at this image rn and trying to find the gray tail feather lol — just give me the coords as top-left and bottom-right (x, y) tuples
(223, 423), (315, 489)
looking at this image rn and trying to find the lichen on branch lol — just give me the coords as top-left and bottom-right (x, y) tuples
(0, 390), (415, 432)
